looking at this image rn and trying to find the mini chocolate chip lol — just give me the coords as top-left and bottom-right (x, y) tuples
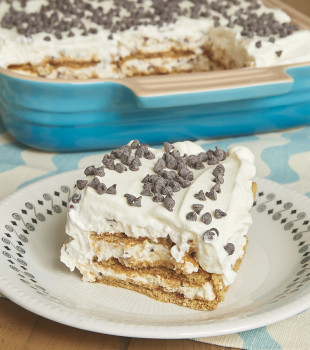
(192, 204), (204, 214)
(207, 155), (219, 165)
(186, 155), (198, 168)
(169, 180), (182, 192)
(102, 154), (115, 170)
(88, 177), (100, 189)
(141, 183), (153, 196)
(163, 196), (175, 211)
(97, 183), (107, 195)
(201, 212), (212, 225)
(152, 194), (164, 202)
(76, 179), (88, 190)
(255, 40), (262, 48)
(194, 190), (206, 201)
(276, 50), (282, 57)
(142, 174), (150, 183)
(205, 188), (217, 201)
(214, 147), (226, 161)
(106, 184), (117, 195)
(162, 186), (173, 196)
(214, 209), (227, 219)
(115, 163), (127, 173)
(94, 166), (105, 177)
(129, 158), (140, 171)
(186, 211), (197, 221)
(154, 158), (166, 173)
(224, 243), (235, 255)
(203, 228), (219, 242)
(71, 193), (81, 203)
(124, 193), (142, 207)
(84, 165), (95, 176)
(43, 36), (51, 41)
(213, 183), (221, 193)
(130, 140), (140, 149)
(194, 161), (205, 170)
(197, 152), (208, 162)
(144, 150), (155, 159)
(164, 142), (174, 153)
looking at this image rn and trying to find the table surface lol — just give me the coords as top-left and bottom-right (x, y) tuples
(1, 1), (310, 349)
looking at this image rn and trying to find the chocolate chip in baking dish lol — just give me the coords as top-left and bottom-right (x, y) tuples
(201, 212), (212, 225)
(107, 184), (117, 195)
(224, 243), (235, 255)
(125, 194), (142, 207)
(97, 183), (107, 195)
(203, 228), (219, 242)
(154, 158), (166, 173)
(114, 163), (127, 173)
(186, 155), (198, 168)
(164, 142), (174, 153)
(163, 196), (175, 212)
(162, 186), (173, 197)
(144, 149), (155, 160)
(213, 164), (225, 177)
(131, 140), (140, 149)
(194, 190), (206, 201)
(84, 165), (95, 176)
(197, 152), (208, 162)
(76, 179), (88, 190)
(129, 158), (140, 171)
(276, 50), (283, 57)
(141, 183), (153, 196)
(214, 147), (226, 161)
(71, 193), (81, 204)
(94, 166), (105, 177)
(214, 209), (227, 219)
(207, 155), (219, 165)
(169, 180), (182, 192)
(142, 174), (150, 183)
(102, 154), (115, 170)
(192, 204), (204, 214)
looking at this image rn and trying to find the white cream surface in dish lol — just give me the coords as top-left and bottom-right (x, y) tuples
(61, 141), (256, 286)
(0, 0), (309, 79)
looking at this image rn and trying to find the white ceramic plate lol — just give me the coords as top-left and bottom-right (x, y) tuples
(1, 170), (310, 339)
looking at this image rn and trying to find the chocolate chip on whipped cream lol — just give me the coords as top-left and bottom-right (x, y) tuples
(125, 193), (142, 207)
(203, 228), (219, 242)
(192, 204), (204, 214)
(71, 193), (81, 203)
(186, 211), (198, 221)
(214, 209), (227, 219)
(76, 179), (88, 190)
(224, 243), (235, 255)
(194, 190), (206, 201)
(201, 212), (212, 225)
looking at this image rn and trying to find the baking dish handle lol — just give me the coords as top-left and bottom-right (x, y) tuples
(120, 66), (295, 108)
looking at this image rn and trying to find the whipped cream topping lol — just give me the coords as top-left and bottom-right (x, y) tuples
(61, 141), (256, 286)
(0, 0), (309, 79)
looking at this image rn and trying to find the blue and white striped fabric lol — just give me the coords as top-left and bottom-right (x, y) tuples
(1, 117), (310, 350)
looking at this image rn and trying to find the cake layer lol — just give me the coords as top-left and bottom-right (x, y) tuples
(1, 0), (310, 79)
(89, 232), (199, 273)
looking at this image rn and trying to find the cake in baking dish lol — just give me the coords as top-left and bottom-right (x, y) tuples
(60, 141), (256, 310)
(0, 0), (310, 79)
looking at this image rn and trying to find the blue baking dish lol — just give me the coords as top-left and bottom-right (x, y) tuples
(0, 61), (310, 152)
(0, 0), (310, 152)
